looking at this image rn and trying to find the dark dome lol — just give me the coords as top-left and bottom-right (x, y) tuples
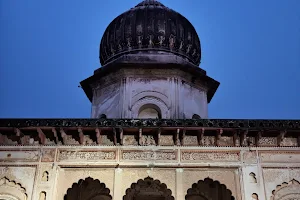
(99, 0), (201, 67)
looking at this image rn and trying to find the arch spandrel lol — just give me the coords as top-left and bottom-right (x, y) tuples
(186, 178), (235, 200)
(64, 177), (112, 200)
(270, 179), (300, 200)
(123, 176), (174, 200)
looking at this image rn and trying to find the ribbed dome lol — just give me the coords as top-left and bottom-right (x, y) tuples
(100, 0), (201, 66)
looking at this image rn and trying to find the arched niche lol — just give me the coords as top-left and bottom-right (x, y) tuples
(64, 177), (112, 200)
(185, 178), (235, 200)
(0, 177), (27, 200)
(138, 104), (162, 119)
(123, 176), (174, 200)
(131, 97), (169, 119)
(270, 179), (300, 200)
(192, 114), (201, 119)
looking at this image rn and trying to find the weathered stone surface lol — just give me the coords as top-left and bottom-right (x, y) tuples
(57, 150), (116, 162)
(181, 151), (240, 162)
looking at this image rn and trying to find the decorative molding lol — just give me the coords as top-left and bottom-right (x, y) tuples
(181, 151), (240, 162)
(260, 152), (300, 163)
(0, 150), (39, 162)
(121, 150), (177, 161)
(57, 150), (116, 162)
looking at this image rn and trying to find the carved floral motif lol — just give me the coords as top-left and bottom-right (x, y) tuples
(122, 151), (176, 161)
(181, 151), (240, 161)
(58, 150), (116, 162)
(259, 137), (277, 146)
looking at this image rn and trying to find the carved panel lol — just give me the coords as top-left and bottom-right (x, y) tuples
(159, 135), (174, 146)
(181, 151), (240, 162)
(183, 136), (198, 146)
(260, 152), (300, 163)
(123, 135), (138, 145)
(0, 150), (39, 162)
(258, 137), (277, 146)
(282, 138), (298, 147)
(203, 136), (215, 146)
(57, 150), (116, 162)
(141, 135), (156, 146)
(218, 136), (234, 146)
(41, 149), (56, 162)
(121, 150), (177, 161)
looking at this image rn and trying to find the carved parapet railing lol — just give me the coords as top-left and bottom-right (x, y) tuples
(0, 119), (299, 147)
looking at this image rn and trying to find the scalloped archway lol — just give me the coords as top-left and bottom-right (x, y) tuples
(123, 176), (174, 200)
(270, 179), (300, 200)
(64, 177), (112, 200)
(0, 177), (27, 200)
(185, 177), (235, 200)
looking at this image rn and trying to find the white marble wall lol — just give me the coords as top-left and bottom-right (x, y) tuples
(91, 69), (209, 119)
(0, 146), (300, 200)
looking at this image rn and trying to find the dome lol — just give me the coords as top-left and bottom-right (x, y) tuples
(99, 0), (201, 67)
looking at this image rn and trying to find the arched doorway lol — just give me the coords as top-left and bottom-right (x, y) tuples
(64, 177), (112, 200)
(123, 177), (174, 200)
(185, 178), (235, 200)
(270, 179), (300, 200)
(138, 104), (162, 119)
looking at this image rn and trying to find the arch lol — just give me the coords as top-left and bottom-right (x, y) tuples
(131, 97), (169, 118)
(185, 178), (235, 200)
(99, 114), (107, 119)
(270, 179), (300, 200)
(192, 114), (201, 119)
(0, 177), (27, 200)
(64, 177), (112, 200)
(138, 104), (162, 119)
(123, 176), (174, 200)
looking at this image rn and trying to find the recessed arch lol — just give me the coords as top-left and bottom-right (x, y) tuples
(131, 97), (169, 118)
(185, 177), (235, 200)
(64, 177), (112, 200)
(270, 179), (300, 200)
(192, 114), (201, 119)
(123, 176), (174, 200)
(138, 104), (162, 119)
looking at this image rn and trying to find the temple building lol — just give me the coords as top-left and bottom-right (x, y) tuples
(0, 0), (300, 200)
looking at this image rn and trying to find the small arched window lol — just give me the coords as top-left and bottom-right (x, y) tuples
(138, 104), (161, 119)
(99, 114), (107, 119)
(192, 114), (201, 119)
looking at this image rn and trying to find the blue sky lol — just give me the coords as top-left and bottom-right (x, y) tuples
(0, 0), (299, 119)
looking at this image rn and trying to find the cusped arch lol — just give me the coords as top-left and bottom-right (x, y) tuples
(270, 179), (300, 200)
(123, 176), (174, 200)
(0, 177), (27, 200)
(64, 177), (112, 200)
(186, 178), (235, 200)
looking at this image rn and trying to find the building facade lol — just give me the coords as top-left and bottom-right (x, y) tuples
(0, 1), (300, 200)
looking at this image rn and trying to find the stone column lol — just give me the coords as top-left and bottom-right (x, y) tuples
(114, 168), (123, 200)
(176, 168), (184, 200)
